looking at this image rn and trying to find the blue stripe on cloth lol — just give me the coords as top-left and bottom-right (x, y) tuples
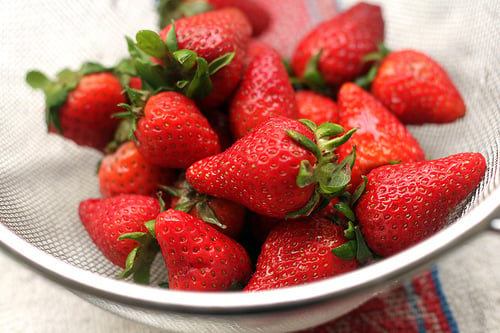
(403, 279), (427, 333)
(430, 265), (459, 333)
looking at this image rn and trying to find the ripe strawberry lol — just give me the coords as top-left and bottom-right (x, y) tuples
(132, 91), (221, 169)
(165, 177), (246, 239)
(336, 82), (425, 186)
(295, 90), (339, 126)
(291, 2), (384, 90)
(26, 65), (125, 151)
(186, 116), (356, 219)
(244, 216), (358, 291)
(370, 49), (466, 124)
(158, 7), (252, 109)
(98, 141), (176, 198)
(356, 152), (487, 257)
(155, 208), (252, 290)
(157, 0), (270, 36)
(78, 194), (161, 269)
(229, 41), (298, 139)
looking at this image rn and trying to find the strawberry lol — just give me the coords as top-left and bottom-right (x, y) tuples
(229, 41), (298, 139)
(295, 90), (339, 126)
(26, 63), (125, 151)
(98, 141), (176, 198)
(291, 2), (384, 91)
(157, 0), (270, 36)
(186, 116), (357, 219)
(78, 194), (161, 269)
(155, 208), (252, 290)
(356, 152), (487, 257)
(163, 177), (246, 239)
(336, 82), (426, 187)
(128, 91), (221, 169)
(244, 216), (358, 291)
(157, 7), (252, 109)
(370, 49), (466, 124)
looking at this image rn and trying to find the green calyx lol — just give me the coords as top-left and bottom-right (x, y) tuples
(159, 178), (227, 230)
(302, 49), (326, 92)
(126, 25), (235, 100)
(331, 220), (373, 263)
(118, 228), (160, 284)
(354, 43), (392, 89)
(285, 120), (358, 219)
(25, 62), (110, 134)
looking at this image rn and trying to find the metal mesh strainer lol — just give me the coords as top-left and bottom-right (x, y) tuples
(1, 0), (499, 332)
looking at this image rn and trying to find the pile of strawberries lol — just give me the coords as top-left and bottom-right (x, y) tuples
(26, 2), (487, 292)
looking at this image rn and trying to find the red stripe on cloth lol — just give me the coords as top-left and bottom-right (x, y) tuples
(297, 269), (453, 333)
(412, 271), (455, 333)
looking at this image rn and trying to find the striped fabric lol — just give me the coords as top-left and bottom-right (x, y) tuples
(299, 266), (458, 333)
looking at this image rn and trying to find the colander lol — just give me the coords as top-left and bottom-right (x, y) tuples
(1, 0), (499, 332)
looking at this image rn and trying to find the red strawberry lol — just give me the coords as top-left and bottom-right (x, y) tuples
(291, 2), (384, 89)
(155, 208), (252, 290)
(158, 7), (252, 109)
(186, 116), (356, 219)
(98, 141), (176, 198)
(133, 91), (221, 169)
(336, 82), (425, 185)
(295, 90), (339, 126)
(370, 49), (466, 124)
(78, 194), (161, 268)
(244, 216), (358, 291)
(356, 152), (487, 257)
(165, 177), (246, 239)
(158, 0), (270, 36)
(229, 41), (298, 139)
(26, 66), (125, 151)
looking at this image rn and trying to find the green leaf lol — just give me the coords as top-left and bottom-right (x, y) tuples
(174, 198), (197, 213)
(354, 226), (373, 261)
(331, 240), (357, 260)
(333, 201), (356, 222)
(184, 57), (212, 99)
(315, 122), (345, 140)
(134, 59), (169, 91)
(136, 30), (169, 59)
(79, 61), (108, 75)
(285, 129), (322, 160)
(344, 221), (356, 240)
(45, 84), (72, 133)
(26, 70), (51, 90)
(195, 201), (226, 229)
(320, 127), (357, 152)
(207, 51), (236, 76)
(55, 68), (80, 87)
(118, 232), (149, 244)
(296, 160), (315, 188)
(165, 21), (179, 53)
(298, 118), (318, 132)
(144, 219), (156, 238)
(351, 175), (367, 207)
(303, 49), (326, 91)
(119, 247), (139, 279)
(318, 161), (351, 196)
(173, 49), (197, 70)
